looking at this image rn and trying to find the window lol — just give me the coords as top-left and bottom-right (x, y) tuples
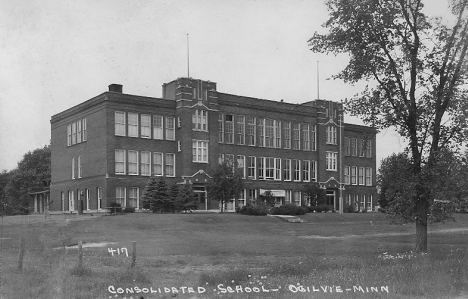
(285, 190), (292, 204)
(153, 115), (163, 139)
(141, 114), (151, 138)
(218, 113), (224, 143)
(128, 113), (138, 137)
(302, 160), (310, 182)
(77, 120), (82, 143)
(359, 139), (366, 157)
(360, 194), (365, 211)
(265, 158), (275, 180)
(246, 116), (256, 146)
(344, 137), (350, 156)
(85, 188), (90, 210)
(292, 123), (300, 150)
(71, 157), (75, 179)
(237, 155), (246, 178)
(311, 125), (316, 151)
(177, 116), (181, 128)
(218, 154), (224, 164)
(326, 126), (337, 144)
(293, 159), (301, 181)
(258, 118), (264, 147)
(165, 153), (175, 177)
(365, 167), (372, 186)
(72, 122), (77, 144)
(61, 192), (65, 212)
(284, 122), (291, 149)
(258, 157), (264, 179)
(68, 191), (74, 211)
(141, 151), (151, 176)
(366, 140), (372, 158)
(301, 124), (310, 151)
(166, 117), (175, 140)
(225, 114), (234, 144)
(284, 159), (291, 181)
(358, 167), (365, 185)
(326, 152), (338, 171)
(293, 191), (301, 206)
(193, 110), (208, 131)
(82, 118), (87, 141)
(115, 111), (126, 136)
(115, 149), (126, 174)
(192, 140), (208, 163)
(344, 166), (350, 185)
(129, 187), (139, 208)
(97, 187), (102, 209)
(367, 195), (373, 211)
(77, 156), (82, 178)
(128, 150), (139, 175)
(236, 115), (245, 145)
(153, 152), (163, 176)
(225, 154), (235, 167)
(264, 119), (275, 147)
(275, 121), (281, 148)
(274, 158), (281, 180)
(67, 124), (72, 146)
(248, 156), (256, 179)
(177, 140), (181, 152)
(116, 187), (126, 207)
(351, 138), (358, 156)
(351, 166), (357, 185)
(311, 160), (317, 182)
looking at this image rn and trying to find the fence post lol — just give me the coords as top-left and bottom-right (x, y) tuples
(78, 240), (82, 268)
(131, 241), (136, 268)
(17, 237), (25, 271)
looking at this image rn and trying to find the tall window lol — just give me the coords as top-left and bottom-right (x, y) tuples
(359, 139), (366, 157)
(129, 187), (139, 208)
(258, 118), (264, 147)
(248, 156), (256, 179)
(115, 149), (126, 174)
(218, 113), (224, 143)
(193, 110), (208, 131)
(115, 112), (126, 136)
(141, 114), (151, 138)
(366, 140), (372, 158)
(326, 152), (337, 171)
(153, 152), (163, 176)
(367, 195), (373, 211)
(82, 118), (87, 141)
(351, 166), (357, 185)
(344, 166), (350, 185)
(275, 121), (281, 148)
(311, 160), (317, 182)
(344, 137), (350, 156)
(326, 126), (337, 144)
(237, 155), (246, 178)
(166, 117), (175, 140)
(97, 187), (102, 209)
(128, 150), (138, 175)
(265, 157), (275, 180)
(351, 138), (358, 156)
(293, 159), (301, 181)
(284, 159), (291, 181)
(85, 188), (90, 210)
(141, 151), (151, 176)
(302, 123), (310, 150)
(77, 156), (82, 178)
(71, 157), (75, 179)
(258, 157), (264, 179)
(284, 122), (291, 149)
(264, 119), (275, 147)
(192, 140), (208, 163)
(153, 115), (163, 139)
(302, 160), (310, 182)
(116, 187), (126, 207)
(67, 124), (72, 146)
(246, 116), (256, 146)
(360, 194), (366, 211)
(72, 122), (77, 144)
(274, 158), (281, 180)
(77, 120), (82, 143)
(311, 125), (316, 151)
(365, 167), (372, 186)
(358, 167), (365, 185)
(236, 115), (245, 145)
(165, 153), (175, 177)
(225, 114), (234, 144)
(292, 123), (300, 150)
(128, 112), (138, 137)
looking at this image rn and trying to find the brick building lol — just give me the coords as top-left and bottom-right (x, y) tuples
(49, 77), (377, 213)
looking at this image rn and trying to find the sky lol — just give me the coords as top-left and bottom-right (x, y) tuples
(0, 0), (452, 172)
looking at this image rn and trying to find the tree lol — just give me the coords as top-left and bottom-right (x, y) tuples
(169, 183), (180, 213)
(206, 162), (243, 213)
(177, 184), (198, 213)
(142, 177), (170, 213)
(303, 183), (326, 207)
(309, 0), (468, 252)
(5, 144), (51, 211)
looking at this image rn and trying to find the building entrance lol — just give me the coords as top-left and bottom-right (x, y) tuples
(326, 190), (335, 207)
(193, 185), (207, 210)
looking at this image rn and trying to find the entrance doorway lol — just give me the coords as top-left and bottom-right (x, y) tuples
(193, 186), (206, 210)
(325, 190), (335, 207)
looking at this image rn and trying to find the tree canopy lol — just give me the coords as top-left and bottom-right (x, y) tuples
(309, 0), (468, 252)
(206, 162), (243, 213)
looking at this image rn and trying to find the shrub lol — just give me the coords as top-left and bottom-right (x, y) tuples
(238, 204), (268, 216)
(271, 204), (306, 215)
(123, 207), (135, 213)
(109, 202), (122, 213)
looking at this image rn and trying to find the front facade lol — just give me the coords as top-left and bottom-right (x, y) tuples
(50, 78), (377, 213)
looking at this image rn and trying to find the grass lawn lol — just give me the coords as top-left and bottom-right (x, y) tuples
(0, 212), (467, 299)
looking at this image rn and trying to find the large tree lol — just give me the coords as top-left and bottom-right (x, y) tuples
(309, 0), (468, 252)
(206, 162), (243, 213)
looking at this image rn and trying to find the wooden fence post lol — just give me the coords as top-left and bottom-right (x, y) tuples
(78, 240), (83, 268)
(131, 241), (136, 268)
(17, 237), (25, 271)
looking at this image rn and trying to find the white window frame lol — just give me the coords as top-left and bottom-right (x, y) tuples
(236, 115), (245, 145)
(218, 113), (224, 143)
(192, 140), (209, 163)
(248, 156), (256, 179)
(71, 157), (75, 179)
(274, 158), (281, 181)
(67, 124), (72, 146)
(86, 188), (90, 210)
(166, 117), (175, 140)
(284, 122), (291, 149)
(77, 120), (82, 143)
(366, 140), (372, 158)
(302, 160), (310, 182)
(97, 187), (102, 210)
(165, 153), (175, 177)
(129, 187), (139, 209)
(193, 110), (208, 131)
(358, 167), (365, 185)
(264, 119), (274, 148)
(116, 187), (126, 207)
(237, 155), (246, 178)
(225, 114), (234, 144)
(72, 122), (77, 144)
(351, 138), (358, 156)
(311, 125), (317, 151)
(115, 149), (126, 175)
(275, 121), (281, 148)
(344, 166), (350, 185)
(128, 150), (139, 175)
(311, 160), (317, 182)
(365, 167), (372, 186)
(344, 137), (350, 156)
(284, 159), (291, 181)
(141, 151), (151, 176)
(115, 111), (126, 136)
(351, 166), (357, 185)
(292, 123), (300, 150)
(153, 115), (163, 140)
(326, 126), (337, 144)
(152, 152), (163, 176)
(367, 195), (373, 211)
(82, 118), (87, 141)
(141, 114), (151, 138)
(293, 159), (301, 181)
(302, 123), (310, 151)
(326, 151), (338, 171)
(128, 112), (139, 137)
(77, 156), (82, 178)
(247, 116), (256, 146)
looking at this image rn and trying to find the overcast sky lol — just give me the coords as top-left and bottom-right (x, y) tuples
(0, 0), (451, 171)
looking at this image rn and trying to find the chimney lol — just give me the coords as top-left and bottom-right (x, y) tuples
(108, 84), (123, 93)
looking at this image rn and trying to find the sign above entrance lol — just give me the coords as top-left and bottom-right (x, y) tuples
(260, 189), (285, 197)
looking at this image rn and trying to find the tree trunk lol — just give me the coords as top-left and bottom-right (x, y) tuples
(415, 199), (429, 253)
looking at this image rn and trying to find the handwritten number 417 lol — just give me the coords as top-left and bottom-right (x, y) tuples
(108, 247), (129, 257)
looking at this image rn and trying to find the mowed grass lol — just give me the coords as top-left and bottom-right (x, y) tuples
(0, 212), (466, 299)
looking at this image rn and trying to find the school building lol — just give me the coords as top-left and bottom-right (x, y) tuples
(49, 77), (377, 213)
